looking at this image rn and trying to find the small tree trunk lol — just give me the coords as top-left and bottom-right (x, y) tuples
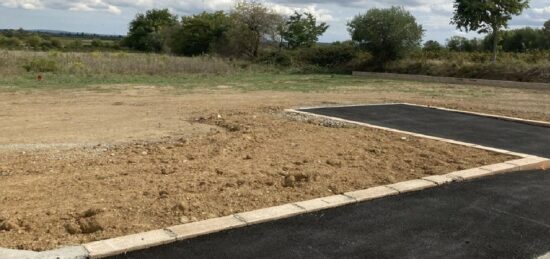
(492, 28), (498, 63)
(253, 33), (261, 58)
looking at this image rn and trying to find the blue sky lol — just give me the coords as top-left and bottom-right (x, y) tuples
(1, 0), (549, 43)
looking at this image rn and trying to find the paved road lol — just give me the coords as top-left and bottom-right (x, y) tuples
(112, 104), (550, 259)
(301, 104), (550, 158)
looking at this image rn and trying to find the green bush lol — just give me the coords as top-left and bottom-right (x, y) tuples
(257, 50), (293, 66)
(296, 43), (358, 70)
(22, 58), (59, 73)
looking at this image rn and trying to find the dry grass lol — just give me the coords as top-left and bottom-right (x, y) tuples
(386, 51), (550, 83)
(0, 50), (244, 76)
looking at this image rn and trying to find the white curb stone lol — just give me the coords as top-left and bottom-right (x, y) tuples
(36, 246), (89, 259)
(506, 157), (550, 171)
(479, 162), (520, 174)
(294, 195), (356, 212)
(446, 168), (494, 181)
(344, 186), (399, 202)
(235, 204), (305, 225)
(0, 248), (37, 259)
(422, 175), (456, 185)
(84, 229), (176, 258)
(386, 179), (437, 193)
(167, 215), (246, 241)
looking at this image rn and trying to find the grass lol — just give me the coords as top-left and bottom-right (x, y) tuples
(0, 72), (379, 92)
(387, 51), (550, 83)
(0, 49), (541, 95)
(0, 50), (378, 91)
(0, 50), (241, 77)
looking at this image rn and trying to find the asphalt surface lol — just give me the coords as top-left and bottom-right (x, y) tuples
(301, 104), (550, 158)
(115, 170), (550, 259)
(112, 104), (550, 259)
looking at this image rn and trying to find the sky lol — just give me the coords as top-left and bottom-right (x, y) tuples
(1, 0), (549, 43)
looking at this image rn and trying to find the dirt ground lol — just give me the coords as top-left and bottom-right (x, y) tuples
(1, 82), (547, 251)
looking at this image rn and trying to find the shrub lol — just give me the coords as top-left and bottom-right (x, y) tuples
(297, 43), (358, 69)
(22, 58), (58, 73)
(257, 50), (292, 66)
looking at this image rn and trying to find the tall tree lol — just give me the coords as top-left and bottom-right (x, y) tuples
(282, 12), (329, 49)
(227, 1), (282, 58)
(348, 6), (423, 66)
(423, 40), (444, 52)
(168, 11), (230, 56)
(451, 0), (530, 62)
(125, 9), (178, 52)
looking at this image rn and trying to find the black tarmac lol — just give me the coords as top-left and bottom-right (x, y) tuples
(301, 104), (550, 158)
(111, 104), (550, 259)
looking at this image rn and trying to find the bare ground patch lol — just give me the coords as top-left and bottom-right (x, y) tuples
(0, 105), (514, 251)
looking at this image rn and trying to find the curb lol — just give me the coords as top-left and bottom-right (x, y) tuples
(3, 104), (549, 258)
(0, 246), (88, 259)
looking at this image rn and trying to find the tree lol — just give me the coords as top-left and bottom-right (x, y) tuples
(500, 27), (544, 52)
(226, 1), (283, 58)
(544, 20), (550, 33)
(281, 11), (328, 49)
(446, 36), (484, 52)
(348, 6), (424, 65)
(125, 9), (178, 52)
(451, 0), (530, 62)
(25, 35), (42, 50)
(423, 40), (443, 52)
(168, 11), (230, 56)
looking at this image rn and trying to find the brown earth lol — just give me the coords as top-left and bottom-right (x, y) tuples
(1, 82), (547, 251)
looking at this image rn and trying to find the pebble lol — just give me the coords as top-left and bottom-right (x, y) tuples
(282, 175), (296, 187)
(159, 190), (169, 198)
(179, 216), (191, 224)
(176, 202), (187, 211)
(78, 218), (103, 234)
(64, 222), (80, 235)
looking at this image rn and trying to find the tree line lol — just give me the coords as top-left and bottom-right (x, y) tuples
(122, 0), (546, 64)
(0, 29), (122, 51)
(425, 22), (550, 53)
(123, 2), (329, 58)
(2, 0), (548, 66)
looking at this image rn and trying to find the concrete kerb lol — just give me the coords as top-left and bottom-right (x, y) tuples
(0, 246), (89, 259)
(2, 104), (549, 258)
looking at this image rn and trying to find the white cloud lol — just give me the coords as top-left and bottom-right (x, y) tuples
(269, 3), (335, 22)
(532, 6), (550, 14)
(2, 0), (43, 9)
(1, 0), (548, 42)
(64, 1), (123, 15)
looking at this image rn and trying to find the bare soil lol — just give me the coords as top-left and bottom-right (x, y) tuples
(1, 83), (543, 251)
